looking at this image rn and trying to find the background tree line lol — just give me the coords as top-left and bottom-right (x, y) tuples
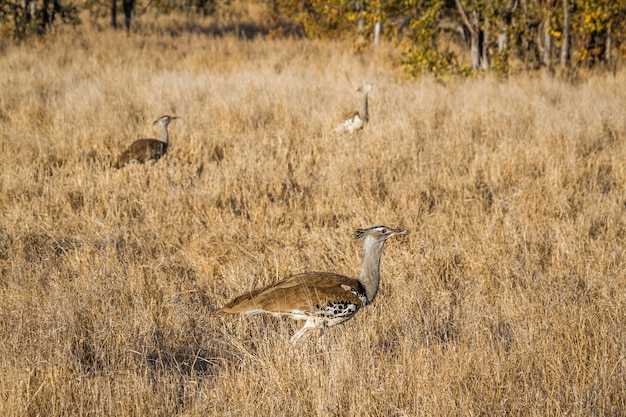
(1, 0), (625, 76)
(267, 0), (626, 75)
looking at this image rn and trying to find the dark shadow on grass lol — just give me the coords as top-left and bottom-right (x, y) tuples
(146, 335), (240, 377)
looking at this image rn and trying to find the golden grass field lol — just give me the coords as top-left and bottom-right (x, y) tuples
(1, 17), (625, 416)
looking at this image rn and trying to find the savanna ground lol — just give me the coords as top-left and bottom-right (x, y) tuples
(1, 14), (626, 417)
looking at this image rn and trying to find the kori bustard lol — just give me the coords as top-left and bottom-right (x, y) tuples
(218, 226), (408, 343)
(334, 83), (373, 134)
(113, 115), (179, 169)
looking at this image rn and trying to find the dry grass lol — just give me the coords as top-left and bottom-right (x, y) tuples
(1, 22), (625, 416)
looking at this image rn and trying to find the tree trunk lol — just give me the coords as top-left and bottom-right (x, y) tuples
(374, 20), (381, 45)
(605, 25), (612, 70)
(498, 31), (506, 52)
(25, 0), (36, 20)
(47, 0), (59, 27)
(542, 9), (552, 67)
(481, 14), (490, 70)
(560, 0), (569, 67)
(122, 0), (133, 34)
(470, 10), (480, 70)
(111, 0), (117, 29)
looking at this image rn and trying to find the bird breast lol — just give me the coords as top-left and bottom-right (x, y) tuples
(270, 300), (361, 327)
(336, 114), (364, 133)
(315, 301), (360, 324)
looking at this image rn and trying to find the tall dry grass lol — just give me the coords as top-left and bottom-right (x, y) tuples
(0, 21), (625, 416)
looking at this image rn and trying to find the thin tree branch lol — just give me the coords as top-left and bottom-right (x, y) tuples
(455, 0), (475, 35)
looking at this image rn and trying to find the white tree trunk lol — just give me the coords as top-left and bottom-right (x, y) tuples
(542, 10), (552, 67)
(560, 0), (569, 67)
(498, 32), (507, 52)
(470, 10), (480, 69)
(481, 15), (490, 70)
(374, 20), (381, 45)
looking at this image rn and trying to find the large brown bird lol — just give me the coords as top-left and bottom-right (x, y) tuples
(113, 115), (179, 169)
(218, 225), (408, 343)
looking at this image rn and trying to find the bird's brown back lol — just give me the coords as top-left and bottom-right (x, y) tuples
(127, 139), (166, 160)
(219, 272), (366, 314)
(341, 110), (360, 121)
(114, 139), (166, 168)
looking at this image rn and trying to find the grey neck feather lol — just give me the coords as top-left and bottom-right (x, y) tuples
(159, 124), (170, 144)
(358, 235), (387, 304)
(361, 93), (369, 123)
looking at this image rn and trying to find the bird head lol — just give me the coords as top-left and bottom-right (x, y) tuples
(358, 83), (374, 94)
(153, 115), (179, 126)
(355, 226), (408, 242)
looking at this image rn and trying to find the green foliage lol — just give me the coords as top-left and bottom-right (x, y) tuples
(266, 0), (355, 39)
(400, 47), (461, 77)
(266, 0), (626, 75)
(398, 0), (463, 77)
(570, 0), (626, 67)
(490, 47), (509, 77)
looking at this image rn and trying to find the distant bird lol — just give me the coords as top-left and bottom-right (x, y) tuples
(334, 83), (373, 134)
(113, 115), (179, 169)
(218, 225), (408, 344)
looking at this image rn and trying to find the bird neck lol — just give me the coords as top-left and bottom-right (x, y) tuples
(361, 93), (369, 123)
(160, 124), (170, 144)
(358, 236), (386, 304)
